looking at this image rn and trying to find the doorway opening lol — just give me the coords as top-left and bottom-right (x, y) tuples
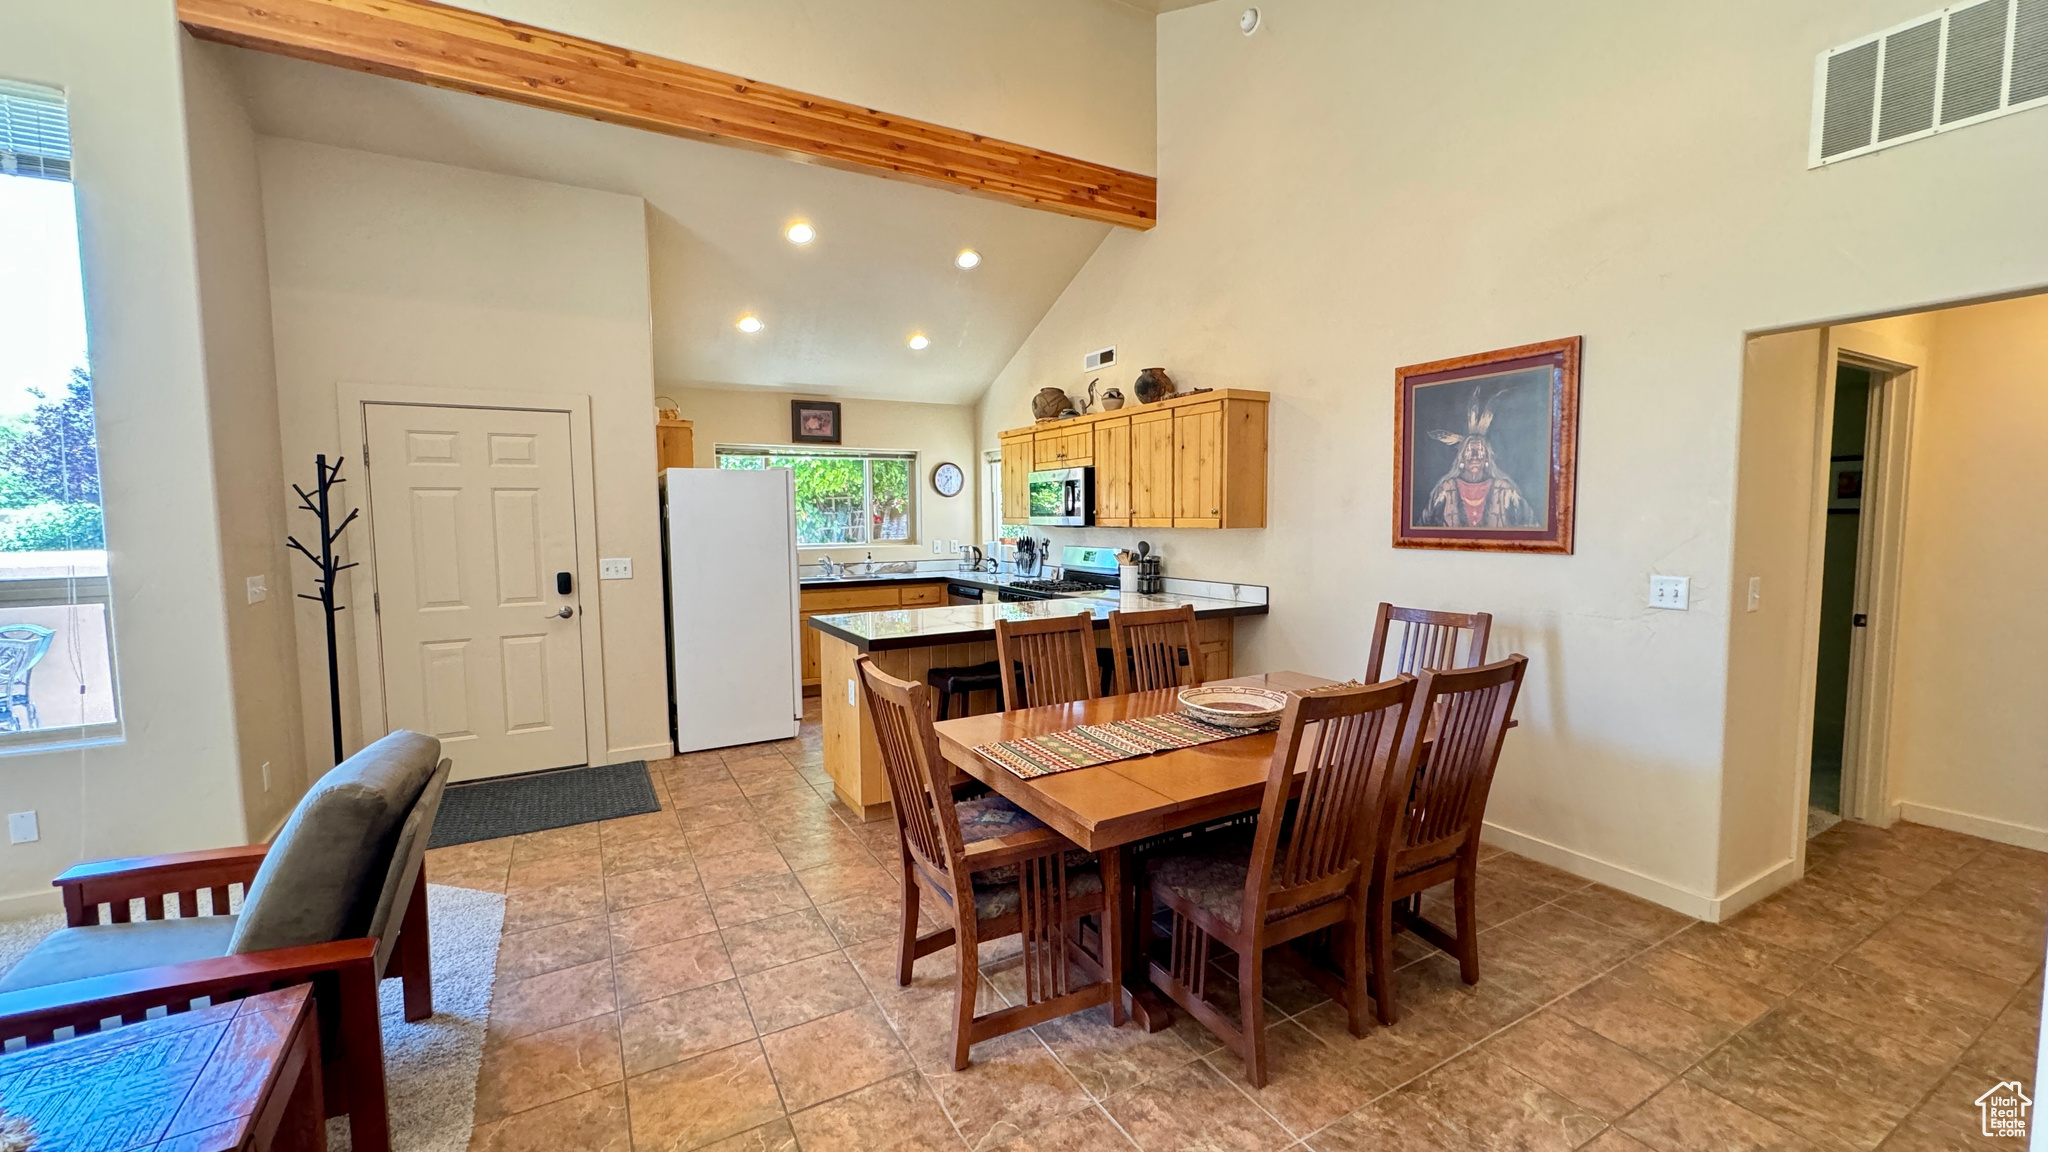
(1806, 362), (1873, 838)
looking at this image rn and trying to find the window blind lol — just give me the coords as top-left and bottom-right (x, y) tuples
(0, 80), (71, 181)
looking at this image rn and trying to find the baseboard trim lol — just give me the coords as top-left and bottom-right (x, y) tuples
(1898, 802), (2048, 853)
(1713, 856), (1803, 920)
(608, 741), (675, 765)
(1481, 822), (1719, 920)
(0, 888), (62, 920)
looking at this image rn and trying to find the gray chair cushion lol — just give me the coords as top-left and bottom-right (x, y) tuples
(0, 916), (238, 994)
(228, 730), (441, 955)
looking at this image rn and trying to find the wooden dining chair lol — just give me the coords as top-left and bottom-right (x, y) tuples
(994, 613), (1100, 710)
(1137, 677), (1420, 1087)
(1108, 604), (1200, 693)
(1364, 603), (1493, 681)
(1363, 654), (1528, 1025)
(855, 656), (1123, 1069)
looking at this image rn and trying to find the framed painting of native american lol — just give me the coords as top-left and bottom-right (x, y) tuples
(1394, 336), (1581, 554)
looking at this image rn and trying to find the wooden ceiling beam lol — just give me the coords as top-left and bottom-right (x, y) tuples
(177, 0), (1157, 229)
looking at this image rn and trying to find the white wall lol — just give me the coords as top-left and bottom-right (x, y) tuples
(978, 0), (2048, 916)
(0, 2), (248, 914)
(458, 0), (1158, 174)
(182, 38), (308, 841)
(260, 138), (671, 769)
(662, 385), (981, 565)
(1888, 294), (2048, 848)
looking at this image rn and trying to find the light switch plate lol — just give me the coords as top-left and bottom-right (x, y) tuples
(8, 811), (38, 844)
(1649, 575), (1691, 611)
(599, 558), (633, 580)
(1746, 576), (1762, 612)
(247, 575), (267, 604)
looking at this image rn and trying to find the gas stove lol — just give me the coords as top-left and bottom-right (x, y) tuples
(996, 547), (1125, 602)
(1011, 579), (1105, 595)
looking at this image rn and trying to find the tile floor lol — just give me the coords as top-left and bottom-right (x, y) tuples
(426, 701), (2046, 1152)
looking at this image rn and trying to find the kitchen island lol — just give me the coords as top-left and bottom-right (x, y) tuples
(809, 590), (1267, 820)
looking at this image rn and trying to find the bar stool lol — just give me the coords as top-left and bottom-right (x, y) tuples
(926, 661), (1002, 720)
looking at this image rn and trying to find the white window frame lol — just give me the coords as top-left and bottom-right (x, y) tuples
(714, 444), (920, 549)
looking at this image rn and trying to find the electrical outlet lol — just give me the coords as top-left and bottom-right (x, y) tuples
(847, 678), (858, 706)
(599, 557), (633, 580)
(261, 761), (272, 792)
(247, 574), (267, 604)
(1649, 575), (1691, 611)
(1746, 576), (1762, 612)
(8, 811), (37, 844)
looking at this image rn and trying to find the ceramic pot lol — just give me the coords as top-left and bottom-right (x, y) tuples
(1101, 389), (1125, 410)
(1134, 368), (1175, 404)
(1031, 387), (1072, 420)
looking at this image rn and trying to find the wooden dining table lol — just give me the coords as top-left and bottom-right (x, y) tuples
(933, 670), (1339, 1030)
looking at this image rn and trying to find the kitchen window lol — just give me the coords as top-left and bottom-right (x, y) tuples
(0, 79), (121, 751)
(715, 445), (916, 547)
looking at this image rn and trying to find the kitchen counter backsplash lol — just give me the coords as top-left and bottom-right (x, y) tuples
(800, 560), (1268, 607)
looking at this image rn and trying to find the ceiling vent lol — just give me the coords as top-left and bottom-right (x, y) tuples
(1812, 0), (2048, 166)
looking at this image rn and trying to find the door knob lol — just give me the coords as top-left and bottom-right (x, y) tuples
(548, 606), (575, 619)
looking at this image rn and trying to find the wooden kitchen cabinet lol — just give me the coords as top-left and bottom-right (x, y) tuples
(999, 431), (1033, 525)
(996, 390), (1267, 531)
(655, 417), (694, 470)
(799, 582), (948, 689)
(1092, 417), (1131, 527)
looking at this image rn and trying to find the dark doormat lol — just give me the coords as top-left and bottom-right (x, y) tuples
(428, 760), (659, 848)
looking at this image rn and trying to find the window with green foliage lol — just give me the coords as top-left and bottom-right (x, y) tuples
(0, 79), (119, 749)
(716, 446), (915, 547)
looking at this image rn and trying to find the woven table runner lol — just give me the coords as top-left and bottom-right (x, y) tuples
(976, 711), (1274, 779)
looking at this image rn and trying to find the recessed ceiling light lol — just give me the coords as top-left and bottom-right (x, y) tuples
(785, 221), (816, 245)
(1240, 7), (1261, 35)
(736, 315), (764, 333)
(955, 249), (981, 269)
(907, 333), (931, 351)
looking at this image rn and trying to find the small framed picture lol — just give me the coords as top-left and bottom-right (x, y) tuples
(1828, 458), (1863, 512)
(1393, 336), (1582, 554)
(791, 400), (841, 444)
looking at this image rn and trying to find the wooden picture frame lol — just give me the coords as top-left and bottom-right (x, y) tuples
(791, 400), (842, 444)
(1393, 336), (1581, 554)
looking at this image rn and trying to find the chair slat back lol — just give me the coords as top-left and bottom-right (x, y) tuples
(1108, 605), (1199, 693)
(857, 657), (967, 886)
(994, 613), (1100, 710)
(1241, 677), (1418, 928)
(1378, 655), (1527, 861)
(1364, 603), (1492, 682)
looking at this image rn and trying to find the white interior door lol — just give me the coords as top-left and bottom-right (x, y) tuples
(365, 403), (588, 780)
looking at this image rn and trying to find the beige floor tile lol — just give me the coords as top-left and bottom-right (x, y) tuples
(1852, 910), (2043, 986)
(1547, 886), (1696, 944)
(618, 979), (758, 1076)
(503, 876), (609, 935)
(1556, 972), (1735, 1074)
(474, 1014), (623, 1124)
(776, 827), (884, 871)
(605, 862), (701, 911)
(924, 1030), (1096, 1151)
(1606, 946), (1777, 1030)
(796, 859), (901, 906)
(1721, 884), (1884, 961)
(761, 1003), (916, 1110)
(692, 1119), (799, 1152)
(1660, 922), (1825, 996)
(1032, 1004), (1202, 1101)
(1795, 962), (1995, 1054)
(723, 907), (840, 975)
(497, 914), (611, 983)
(707, 872), (816, 929)
(600, 831), (692, 877)
(1305, 1084), (1481, 1151)
(614, 931), (735, 1006)
(1202, 1018), (1390, 1137)
(985, 1106), (1139, 1152)
(1101, 1059), (1295, 1152)
(489, 958), (617, 1041)
(1956, 984), (2042, 1082)
(1292, 997), (1471, 1091)
(818, 889), (908, 947)
(1407, 1046), (1607, 1151)
(786, 1070), (966, 1151)
(1579, 1131), (1657, 1152)
(1618, 1079), (1820, 1152)
(739, 950), (872, 1034)
(610, 891), (720, 952)
(627, 1040), (786, 1152)
(509, 824), (602, 863)
(467, 1083), (630, 1152)
(1481, 1009), (1674, 1119)
(697, 846), (796, 893)
(1877, 1066), (2020, 1150)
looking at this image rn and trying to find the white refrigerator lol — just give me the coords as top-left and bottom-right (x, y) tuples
(663, 468), (802, 752)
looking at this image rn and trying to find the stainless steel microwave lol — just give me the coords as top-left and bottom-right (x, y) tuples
(1027, 466), (1095, 526)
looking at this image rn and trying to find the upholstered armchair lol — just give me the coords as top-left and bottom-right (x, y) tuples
(0, 730), (450, 1152)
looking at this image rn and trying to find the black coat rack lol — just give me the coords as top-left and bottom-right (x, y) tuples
(289, 453), (359, 766)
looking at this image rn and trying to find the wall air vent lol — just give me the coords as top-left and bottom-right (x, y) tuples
(1084, 346), (1116, 373)
(1811, 0), (2048, 166)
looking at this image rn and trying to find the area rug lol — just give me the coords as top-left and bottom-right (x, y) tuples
(0, 910), (64, 978)
(329, 882), (504, 1151)
(428, 759), (658, 848)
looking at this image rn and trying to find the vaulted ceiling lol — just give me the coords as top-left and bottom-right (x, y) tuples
(225, 49), (1113, 406)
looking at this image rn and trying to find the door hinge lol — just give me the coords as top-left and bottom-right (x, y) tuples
(1852, 613), (1867, 627)
(373, 592), (381, 614)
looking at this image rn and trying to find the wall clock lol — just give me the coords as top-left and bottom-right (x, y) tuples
(931, 462), (965, 497)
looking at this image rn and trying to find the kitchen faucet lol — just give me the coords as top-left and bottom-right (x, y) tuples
(817, 556), (840, 578)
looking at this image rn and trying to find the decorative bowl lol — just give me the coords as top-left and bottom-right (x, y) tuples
(1177, 685), (1288, 728)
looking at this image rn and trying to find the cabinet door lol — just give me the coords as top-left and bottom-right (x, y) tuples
(1174, 402), (1224, 528)
(1000, 435), (1032, 524)
(1129, 410), (1176, 527)
(1093, 417), (1132, 527)
(800, 613), (821, 686)
(899, 582), (945, 606)
(1034, 431), (1065, 470)
(1062, 427), (1094, 466)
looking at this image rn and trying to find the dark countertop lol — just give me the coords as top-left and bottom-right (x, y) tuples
(807, 592), (1267, 652)
(800, 569), (1029, 593)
